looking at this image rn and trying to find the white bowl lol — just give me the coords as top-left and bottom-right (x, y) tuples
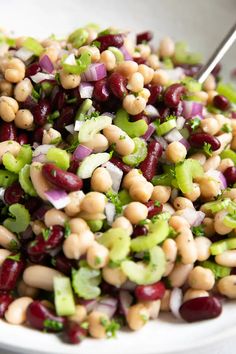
(0, 0), (236, 353)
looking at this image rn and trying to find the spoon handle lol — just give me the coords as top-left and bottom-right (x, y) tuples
(196, 22), (236, 84)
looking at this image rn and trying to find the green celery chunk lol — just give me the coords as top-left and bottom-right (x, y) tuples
(220, 149), (236, 164)
(46, 147), (70, 170)
(200, 260), (231, 278)
(23, 37), (44, 56)
(62, 52), (91, 75)
(76, 99), (93, 120)
(122, 138), (147, 167)
(121, 246), (166, 285)
(114, 109), (148, 138)
(2, 145), (32, 174)
(217, 82), (236, 104)
(72, 267), (101, 300)
(19, 164), (37, 196)
(118, 189), (132, 205)
(210, 238), (236, 256)
(152, 173), (173, 186)
(181, 77), (202, 93)
(77, 153), (110, 179)
(97, 228), (130, 262)
(4, 203), (30, 233)
(223, 213), (236, 228)
(68, 28), (89, 48)
(108, 46), (124, 62)
(174, 42), (202, 65)
(79, 115), (112, 143)
(87, 220), (103, 232)
(175, 158), (203, 194)
(156, 119), (176, 136)
(131, 220), (169, 252)
(203, 198), (231, 213)
(54, 277), (75, 316)
(0, 170), (17, 187)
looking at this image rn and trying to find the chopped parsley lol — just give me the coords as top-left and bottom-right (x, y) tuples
(221, 123), (232, 133)
(7, 253), (21, 262)
(42, 228), (51, 241)
(154, 201), (161, 207)
(139, 219), (149, 226)
(64, 221), (71, 238)
(47, 110), (60, 124)
(31, 88), (40, 101)
(119, 135), (126, 140)
(92, 40), (101, 48)
(100, 318), (120, 338)
(106, 190), (123, 214)
(203, 142), (213, 157)
(62, 52), (91, 75)
(165, 114), (176, 122)
(95, 256), (102, 265)
(192, 225), (205, 237)
(43, 319), (63, 332)
(80, 321), (89, 329)
(189, 117), (201, 131)
(140, 313), (149, 323)
(9, 239), (19, 252)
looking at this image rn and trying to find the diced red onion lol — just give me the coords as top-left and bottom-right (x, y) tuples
(105, 202), (116, 225)
(30, 72), (55, 83)
(232, 111), (236, 119)
(205, 170), (227, 190)
(144, 105), (159, 118)
(170, 288), (183, 320)
(119, 290), (133, 316)
(73, 144), (92, 161)
(142, 123), (156, 140)
(179, 208), (205, 227)
(121, 280), (136, 291)
(64, 53), (77, 65)
(95, 297), (118, 319)
(192, 211), (205, 227)
(154, 135), (168, 150)
(165, 68), (185, 81)
(32, 153), (47, 163)
(81, 63), (107, 82)
(101, 112), (115, 120)
(176, 116), (186, 130)
(164, 128), (183, 143)
(33, 144), (53, 157)
(79, 82), (94, 98)
(15, 47), (34, 62)
(182, 101), (203, 119)
(103, 161), (123, 193)
(80, 299), (97, 313)
(65, 124), (75, 134)
(74, 120), (85, 132)
(44, 189), (70, 209)
(179, 138), (191, 150)
(39, 55), (54, 73)
(119, 46), (132, 60)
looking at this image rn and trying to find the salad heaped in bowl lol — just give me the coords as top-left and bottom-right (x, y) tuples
(0, 24), (235, 344)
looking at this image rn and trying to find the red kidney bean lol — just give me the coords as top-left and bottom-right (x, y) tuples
(147, 84), (163, 105)
(63, 322), (87, 344)
(93, 79), (110, 102)
(53, 254), (74, 275)
(223, 166), (236, 185)
(53, 106), (75, 132)
(0, 122), (17, 142)
(68, 159), (80, 174)
(179, 296), (222, 322)
(133, 57), (146, 65)
(135, 281), (166, 301)
(24, 197), (42, 214)
(96, 34), (124, 51)
(136, 31), (153, 44)
(42, 163), (83, 191)
(26, 62), (41, 77)
(21, 95), (38, 110)
(27, 225), (64, 256)
(51, 87), (67, 111)
(4, 182), (24, 205)
(132, 225), (148, 238)
(100, 281), (119, 296)
(26, 301), (65, 332)
(213, 95), (230, 111)
(20, 225), (34, 243)
(32, 204), (51, 221)
(32, 127), (44, 144)
(171, 101), (183, 117)
(108, 72), (127, 99)
(132, 113), (150, 124)
(17, 132), (29, 145)
(0, 256), (25, 291)
(32, 99), (51, 126)
(0, 293), (14, 318)
(163, 83), (186, 108)
(145, 200), (163, 218)
(109, 156), (132, 174)
(190, 133), (221, 151)
(28, 253), (48, 265)
(139, 140), (162, 181)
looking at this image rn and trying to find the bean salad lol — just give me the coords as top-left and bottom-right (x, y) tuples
(0, 25), (235, 344)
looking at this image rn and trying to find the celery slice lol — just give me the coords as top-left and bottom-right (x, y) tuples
(108, 47), (124, 62)
(77, 153), (110, 179)
(2, 145), (32, 174)
(131, 220), (169, 252)
(97, 228), (130, 262)
(200, 260), (231, 278)
(19, 164), (37, 197)
(152, 173), (173, 186)
(175, 159), (203, 193)
(46, 147), (70, 170)
(220, 149), (236, 164)
(0, 170), (17, 187)
(54, 277), (75, 316)
(72, 267), (101, 300)
(122, 138), (147, 166)
(174, 42), (202, 65)
(223, 213), (236, 228)
(210, 238), (236, 256)
(156, 119), (176, 136)
(217, 82), (236, 104)
(4, 203), (30, 233)
(68, 28), (89, 48)
(114, 109), (148, 138)
(23, 37), (44, 56)
(76, 99), (93, 120)
(79, 115), (112, 143)
(203, 198), (231, 213)
(121, 246), (166, 285)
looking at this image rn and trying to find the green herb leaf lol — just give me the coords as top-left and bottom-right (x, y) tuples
(64, 221), (71, 238)
(80, 321), (89, 329)
(139, 219), (149, 226)
(189, 117), (201, 131)
(106, 190), (123, 214)
(203, 142), (213, 157)
(154, 201), (161, 207)
(100, 318), (120, 338)
(9, 239), (19, 252)
(23, 37), (44, 56)
(47, 110), (60, 124)
(7, 253), (21, 262)
(42, 228), (51, 241)
(43, 319), (63, 332)
(62, 52), (91, 75)
(192, 225), (205, 237)
(221, 123), (232, 133)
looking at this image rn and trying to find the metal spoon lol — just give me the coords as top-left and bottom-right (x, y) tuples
(195, 22), (236, 84)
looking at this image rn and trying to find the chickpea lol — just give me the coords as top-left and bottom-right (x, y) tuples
(0, 96), (19, 122)
(169, 215), (190, 232)
(102, 266), (127, 287)
(83, 133), (109, 153)
(100, 50), (116, 71)
(231, 136), (236, 150)
(190, 152), (206, 165)
(214, 114), (228, 130)
(78, 211), (106, 221)
(203, 155), (221, 172)
(4, 58), (25, 83)
(78, 45), (100, 62)
(112, 216), (133, 236)
(126, 303), (150, 331)
(124, 202), (148, 224)
(188, 266), (215, 291)
(163, 203), (175, 215)
(183, 289), (209, 303)
(123, 94), (146, 115)
(87, 242), (109, 269)
(218, 158), (234, 173)
(80, 192), (106, 214)
(17, 280), (39, 298)
(116, 61), (138, 78)
(199, 177), (221, 200)
(136, 44), (151, 59)
(207, 90), (218, 104)
(183, 183), (200, 202)
(212, 133), (232, 156)
(138, 88), (150, 102)
(42, 47), (59, 63)
(59, 70), (81, 89)
(168, 263), (194, 288)
(159, 37), (175, 58)
(195, 236), (212, 261)
(69, 305), (87, 324)
(176, 228), (197, 264)
(146, 54), (160, 70)
(223, 188), (236, 200)
(137, 64), (154, 85)
(122, 169), (145, 190)
(69, 218), (89, 234)
(91, 167), (113, 193)
(162, 238), (177, 276)
(215, 250), (236, 267)
(202, 217), (215, 237)
(127, 72), (144, 93)
(166, 141), (187, 164)
(88, 311), (108, 339)
(129, 181), (153, 203)
(5, 297), (33, 325)
(44, 209), (68, 227)
(14, 109), (34, 130)
(0, 80), (13, 96)
(203, 74), (216, 91)
(14, 78), (33, 102)
(0, 249), (11, 265)
(160, 289), (171, 311)
(42, 128), (61, 145)
(63, 230), (94, 259)
(64, 191), (85, 217)
(194, 91), (208, 105)
(173, 197), (194, 210)
(201, 118), (220, 135)
(217, 275), (236, 299)
(86, 28), (97, 44)
(151, 185), (171, 204)
(31, 220), (45, 235)
(103, 125), (135, 156)
(214, 210), (233, 235)
(152, 69), (169, 86)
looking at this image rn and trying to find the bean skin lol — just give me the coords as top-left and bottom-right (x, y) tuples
(136, 31), (153, 44)
(179, 296), (222, 322)
(0, 122), (17, 142)
(109, 156), (132, 174)
(42, 163), (83, 192)
(145, 200), (163, 218)
(96, 34), (124, 51)
(163, 83), (186, 108)
(0, 293), (14, 318)
(135, 281), (165, 301)
(0, 256), (25, 291)
(140, 141), (162, 181)
(190, 133), (221, 151)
